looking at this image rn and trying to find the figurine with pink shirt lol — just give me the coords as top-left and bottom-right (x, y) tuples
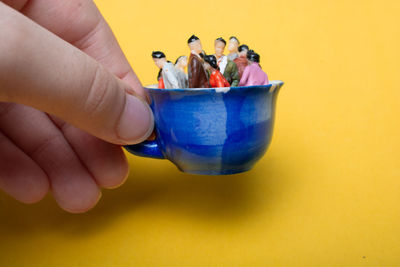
(239, 50), (269, 86)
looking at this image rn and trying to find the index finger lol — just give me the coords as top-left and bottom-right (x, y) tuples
(3, 0), (147, 101)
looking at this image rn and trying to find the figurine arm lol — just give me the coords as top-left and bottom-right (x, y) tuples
(188, 57), (202, 88)
(264, 72), (269, 85)
(184, 73), (189, 88)
(230, 62), (240, 87)
(239, 66), (250, 86)
(163, 66), (180, 89)
(158, 78), (165, 89)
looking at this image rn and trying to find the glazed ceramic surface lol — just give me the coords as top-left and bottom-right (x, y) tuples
(125, 80), (284, 175)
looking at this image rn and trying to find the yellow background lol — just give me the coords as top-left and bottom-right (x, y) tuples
(1, 0), (400, 266)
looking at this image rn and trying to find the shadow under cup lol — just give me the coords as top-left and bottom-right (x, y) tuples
(124, 81), (284, 175)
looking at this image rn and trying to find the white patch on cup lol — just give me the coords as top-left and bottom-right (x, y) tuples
(215, 87), (231, 93)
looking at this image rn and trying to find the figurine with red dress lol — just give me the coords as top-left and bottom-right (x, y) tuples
(203, 55), (230, 88)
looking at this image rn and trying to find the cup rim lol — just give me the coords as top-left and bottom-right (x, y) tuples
(145, 80), (284, 93)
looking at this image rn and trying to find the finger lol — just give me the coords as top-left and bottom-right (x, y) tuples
(3, 0), (147, 101)
(0, 102), (101, 213)
(0, 3), (153, 145)
(50, 115), (129, 189)
(0, 130), (48, 204)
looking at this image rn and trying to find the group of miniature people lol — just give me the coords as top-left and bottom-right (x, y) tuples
(152, 35), (269, 89)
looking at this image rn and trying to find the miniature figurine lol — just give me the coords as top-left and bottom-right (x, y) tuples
(227, 36), (240, 61)
(187, 35), (210, 88)
(239, 50), (269, 86)
(174, 55), (189, 88)
(214, 37), (228, 72)
(152, 51), (180, 89)
(214, 37), (240, 87)
(203, 55), (230, 88)
(234, 44), (250, 79)
(156, 68), (164, 89)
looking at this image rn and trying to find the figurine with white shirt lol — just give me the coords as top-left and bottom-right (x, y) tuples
(214, 37), (239, 87)
(152, 51), (180, 89)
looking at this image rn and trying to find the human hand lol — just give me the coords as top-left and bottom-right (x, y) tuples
(0, 1), (154, 213)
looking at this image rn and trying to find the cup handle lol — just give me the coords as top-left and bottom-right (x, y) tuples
(123, 139), (165, 159)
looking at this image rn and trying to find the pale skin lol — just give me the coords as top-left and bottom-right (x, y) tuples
(228, 39), (239, 54)
(0, 0), (154, 213)
(239, 49), (248, 57)
(153, 57), (167, 69)
(175, 56), (188, 72)
(214, 40), (226, 59)
(188, 40), (203, 56)
(203, 62), (212, 71)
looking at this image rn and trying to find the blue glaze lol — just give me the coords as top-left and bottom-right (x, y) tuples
(124, 81), (284, 175)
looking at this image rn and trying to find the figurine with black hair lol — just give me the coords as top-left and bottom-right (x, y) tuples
(239, 50), (269, 86)
(214, 37), (240, 87)
(174, 56), (189, 88)
(203, 55), (230, 88)
(234, 44), (250, 79)
(187, 35), (210, 88)
(152, 51), (180, 89)
(227, 36), (240, 61)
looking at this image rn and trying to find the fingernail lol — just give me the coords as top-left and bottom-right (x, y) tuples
(117, 94), (154, 144)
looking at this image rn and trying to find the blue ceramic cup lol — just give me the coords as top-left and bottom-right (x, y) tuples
(124, 80), (284, 175)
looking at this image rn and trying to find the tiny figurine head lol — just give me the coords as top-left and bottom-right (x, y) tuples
(175, 55), (188, 69)
(152, 51), (167, 69)
(228, 36), (240, 53)
(214, 37), (226, 59)
(152, 51), (166, 59)
(238, 44), (249, 57)
(187, 34), (203, 55)
(247, 50), (260, 63)
(204, 55), (219, 70)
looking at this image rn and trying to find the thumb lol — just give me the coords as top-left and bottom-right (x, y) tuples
(0, 3), (153, 145)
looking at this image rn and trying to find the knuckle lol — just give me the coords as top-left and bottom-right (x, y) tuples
(0, 17), (30, 101)
(83, 65), (114, 118)
(28, 133), (64, 161)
